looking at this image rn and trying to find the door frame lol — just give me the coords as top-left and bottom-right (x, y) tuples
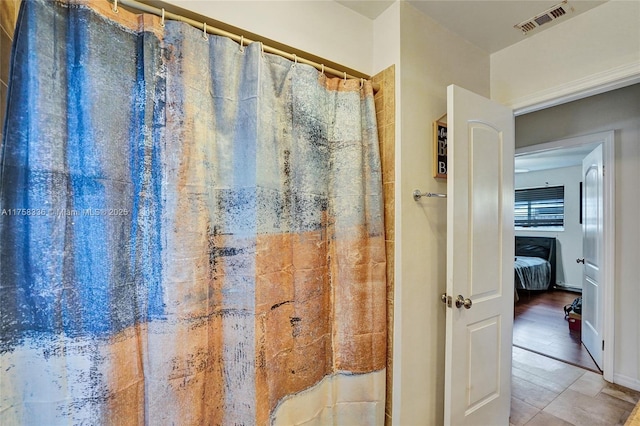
(514, 131), (615, 381)
(511, 66), (640, 116)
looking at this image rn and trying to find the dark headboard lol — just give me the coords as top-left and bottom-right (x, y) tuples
(515, 236), (557, 288)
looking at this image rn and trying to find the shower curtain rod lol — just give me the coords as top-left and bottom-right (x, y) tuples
(113, 0), (380, 92)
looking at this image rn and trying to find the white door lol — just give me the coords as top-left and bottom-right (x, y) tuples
(444, 85), (515, 426)
(581, 145), (604, 370)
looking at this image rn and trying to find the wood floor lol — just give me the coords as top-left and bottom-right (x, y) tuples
(513, 289), (599, 372)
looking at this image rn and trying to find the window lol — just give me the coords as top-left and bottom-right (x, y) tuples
(514, 185), (565, 228)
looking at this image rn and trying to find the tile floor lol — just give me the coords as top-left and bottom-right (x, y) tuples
(510, 346), (640, 426)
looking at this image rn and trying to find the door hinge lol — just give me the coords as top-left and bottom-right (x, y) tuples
(602, 340), (605, 351)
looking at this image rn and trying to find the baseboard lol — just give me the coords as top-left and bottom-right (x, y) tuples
(613, 374), (640, 392)
(553, 284), (582, 293)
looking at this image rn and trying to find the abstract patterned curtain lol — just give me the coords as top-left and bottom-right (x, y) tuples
(0, 0), (386, 424)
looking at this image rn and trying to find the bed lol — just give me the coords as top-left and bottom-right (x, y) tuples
(514, 236), (556, 298)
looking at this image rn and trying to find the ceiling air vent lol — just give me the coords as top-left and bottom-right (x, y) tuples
(534, 14), (553, 26)
(550, 6), (567, 19)
(514, 1), (572, 34)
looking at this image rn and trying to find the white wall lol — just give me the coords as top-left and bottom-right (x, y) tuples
(163, 0), (376, 75)
(516, 83), (640, 391)
(373, 1), (400, 76)
(491, 0), (640, 111)
(395, 3), (490, 424)
(515, 166), (583, 289)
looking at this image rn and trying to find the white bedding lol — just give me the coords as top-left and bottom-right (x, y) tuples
(514, 256), (551, 291)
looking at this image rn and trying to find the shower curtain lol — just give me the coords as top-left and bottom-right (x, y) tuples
(0, 0), (386, 424)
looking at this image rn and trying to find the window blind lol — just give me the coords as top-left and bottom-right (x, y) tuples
(515, 185), (565, 228)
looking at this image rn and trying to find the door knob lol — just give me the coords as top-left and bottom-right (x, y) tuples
(455, 295), (473, 309)
(576, 258), (585, 264)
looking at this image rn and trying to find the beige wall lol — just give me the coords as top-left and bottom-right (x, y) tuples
(164, 0), (376, 75)
(516, 84), (640, 391)
(394, 2), (490, 424)
(372, 2), (401, 76)
(491, 0), (640, 110)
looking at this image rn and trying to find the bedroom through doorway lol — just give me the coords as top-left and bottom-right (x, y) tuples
(512, 134), (612, 375)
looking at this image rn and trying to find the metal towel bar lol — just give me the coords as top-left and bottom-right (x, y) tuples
(413, 189), (447, 201)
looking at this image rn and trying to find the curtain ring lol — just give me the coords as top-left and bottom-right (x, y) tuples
(292, 54), (297, 68)
(343, 72), (347, 86)
(261, 43), (265, 56)
(360, 78), (364, 89)
(112, 0), (119, 13)
(203, 22), (208, 40)
(161, 8), (165, 27)
(239, 36), (244, 52)
(320, 64), (325, 75)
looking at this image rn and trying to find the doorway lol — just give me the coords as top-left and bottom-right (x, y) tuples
(513, 131), (615, 381)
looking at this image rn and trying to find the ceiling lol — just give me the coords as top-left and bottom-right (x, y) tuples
(336, 0), (607, 53)
(514, 143), (600, 173)
(336, 0), (612, 172)
(337, 0), (611, 172)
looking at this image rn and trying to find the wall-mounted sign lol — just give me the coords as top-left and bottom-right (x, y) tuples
(433, 118), (447, 179)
